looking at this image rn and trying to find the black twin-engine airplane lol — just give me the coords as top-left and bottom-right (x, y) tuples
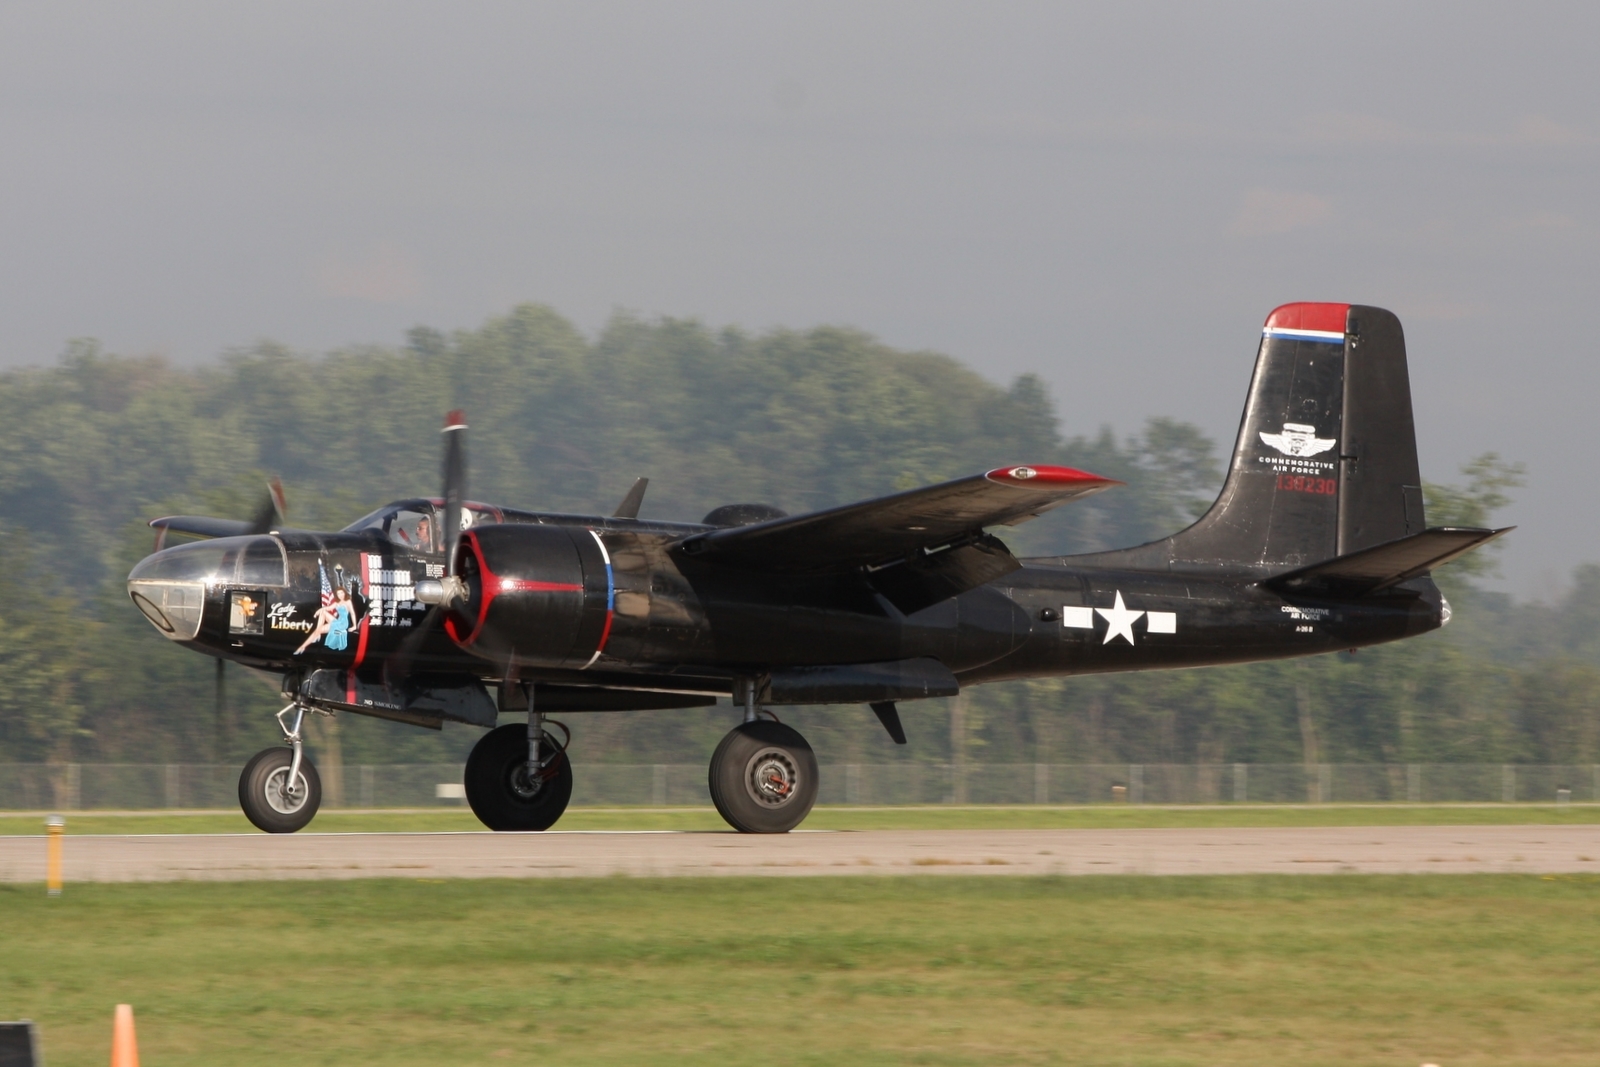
(129, 303), (1507, 833)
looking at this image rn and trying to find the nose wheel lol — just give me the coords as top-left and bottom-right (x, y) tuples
(239, 700), (327, 833)
(708, 720), (819, 833)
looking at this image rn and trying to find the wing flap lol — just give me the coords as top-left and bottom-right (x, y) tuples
(866, 533), (1021, 614)
(676, 465), (1118, 573)
(1264, 526), (1512, 596)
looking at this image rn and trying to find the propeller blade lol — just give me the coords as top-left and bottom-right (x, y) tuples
(442, 411), (467, 577)
(246, 476), (288, 535)
(150, 476), (287, 549)
(612, 477), (648, 519)
(384, 411), (470, 689)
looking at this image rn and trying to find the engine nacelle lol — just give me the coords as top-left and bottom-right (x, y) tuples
(448, 524), (613, 669)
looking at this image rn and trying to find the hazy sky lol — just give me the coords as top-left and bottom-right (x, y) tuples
(2, 2), (1595, 597)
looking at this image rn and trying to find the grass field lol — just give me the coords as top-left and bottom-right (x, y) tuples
(2, 802), (1599, 836)
(5, 875), (1598, 1066)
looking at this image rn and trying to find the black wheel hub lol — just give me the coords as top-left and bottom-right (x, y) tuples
(508, 760), (545, 801)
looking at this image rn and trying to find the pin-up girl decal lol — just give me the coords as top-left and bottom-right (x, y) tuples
(294, 587), (357, 655)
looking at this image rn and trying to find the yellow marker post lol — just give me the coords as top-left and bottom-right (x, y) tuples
(46, 813), (63, 897)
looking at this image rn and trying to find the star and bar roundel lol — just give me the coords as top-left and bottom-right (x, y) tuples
(1061, 591), (1177, 645)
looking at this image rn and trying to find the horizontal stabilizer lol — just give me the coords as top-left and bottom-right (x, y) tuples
(1263, 526), (1512, 596)
(761, 657), (959, 705)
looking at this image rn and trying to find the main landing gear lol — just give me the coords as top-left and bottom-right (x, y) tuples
(239, 703), (323, 833)
(456, 681), (820, 835)
(707, 679), (819, 833)
(464, 709), (573, 831)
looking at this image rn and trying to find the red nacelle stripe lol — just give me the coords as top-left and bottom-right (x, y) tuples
(497, 579), (584, 593)
(451, 530), (585, 649)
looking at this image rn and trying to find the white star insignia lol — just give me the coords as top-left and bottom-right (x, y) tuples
(1095, 590), (1145, 646)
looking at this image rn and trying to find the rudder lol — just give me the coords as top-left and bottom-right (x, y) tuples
(1339, 305), (1424, 554)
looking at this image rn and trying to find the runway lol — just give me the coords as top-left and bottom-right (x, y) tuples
(3, 824), (1599, 881)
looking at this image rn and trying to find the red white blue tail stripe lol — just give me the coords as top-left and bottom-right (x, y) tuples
(1261, 302), (1349, 344)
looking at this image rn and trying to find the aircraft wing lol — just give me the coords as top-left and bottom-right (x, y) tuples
(149, 515), (257, 539)
(676, 465), (1118, 612)
(149, 480), (287, 543)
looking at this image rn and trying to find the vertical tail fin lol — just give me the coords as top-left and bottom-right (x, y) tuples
(1169, 303), (1423, 568)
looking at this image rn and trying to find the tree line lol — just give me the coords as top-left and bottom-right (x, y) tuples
(0, 304), (1582, 769)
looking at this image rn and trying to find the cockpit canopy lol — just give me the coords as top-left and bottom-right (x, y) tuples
(342, 500), (502, 553)
(130, 535), (287, 587)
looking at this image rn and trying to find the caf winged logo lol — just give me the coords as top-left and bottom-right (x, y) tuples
(1259, 423), (1336, 458)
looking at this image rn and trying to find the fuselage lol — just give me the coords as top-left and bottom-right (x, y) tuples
(127, 497), (1446, 702)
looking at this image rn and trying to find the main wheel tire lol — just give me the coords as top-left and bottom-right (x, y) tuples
(464, 724), (574, 831)
(708, 720), (819, 833)
(238, 747), (322, 834)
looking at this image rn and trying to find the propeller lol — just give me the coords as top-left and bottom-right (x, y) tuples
(247, 476), (289, 536)
(440, 410), (468, 596)
(151, 476), (288, 551)
(383, 411), (470, 688)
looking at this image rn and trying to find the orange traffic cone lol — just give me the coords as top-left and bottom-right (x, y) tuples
(110, 1004), (139, 1067)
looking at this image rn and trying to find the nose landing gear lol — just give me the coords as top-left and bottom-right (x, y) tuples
(238, 703), (323, 833)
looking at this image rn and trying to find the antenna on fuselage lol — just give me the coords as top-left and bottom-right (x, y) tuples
(612, 477), (648, 519)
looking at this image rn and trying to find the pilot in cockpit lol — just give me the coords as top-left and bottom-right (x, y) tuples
(386, 510), (434, 551)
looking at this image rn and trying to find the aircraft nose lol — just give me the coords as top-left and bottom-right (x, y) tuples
(127, 537), (251, 641)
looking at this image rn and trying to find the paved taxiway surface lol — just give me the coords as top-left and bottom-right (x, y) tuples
(2, 825), (1598, 881)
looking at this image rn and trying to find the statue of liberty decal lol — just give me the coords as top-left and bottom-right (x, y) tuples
(294, 560), (358, 655)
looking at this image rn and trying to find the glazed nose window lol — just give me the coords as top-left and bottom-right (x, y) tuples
(126, 537), (247, 641)
(387, 510), (436, 551)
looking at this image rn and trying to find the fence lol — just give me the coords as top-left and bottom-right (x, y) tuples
(2, 763), (1597, 810)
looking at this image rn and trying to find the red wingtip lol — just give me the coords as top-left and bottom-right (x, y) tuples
(1263, 302), (1350, 334)
(985, 465), (1121, 487)
(443, 410), (467, 430)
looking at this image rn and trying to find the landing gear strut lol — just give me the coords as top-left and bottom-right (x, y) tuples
(238, 702), (322, 833)
(464, 702), (573, 831)
(708, 682), (819, 833)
